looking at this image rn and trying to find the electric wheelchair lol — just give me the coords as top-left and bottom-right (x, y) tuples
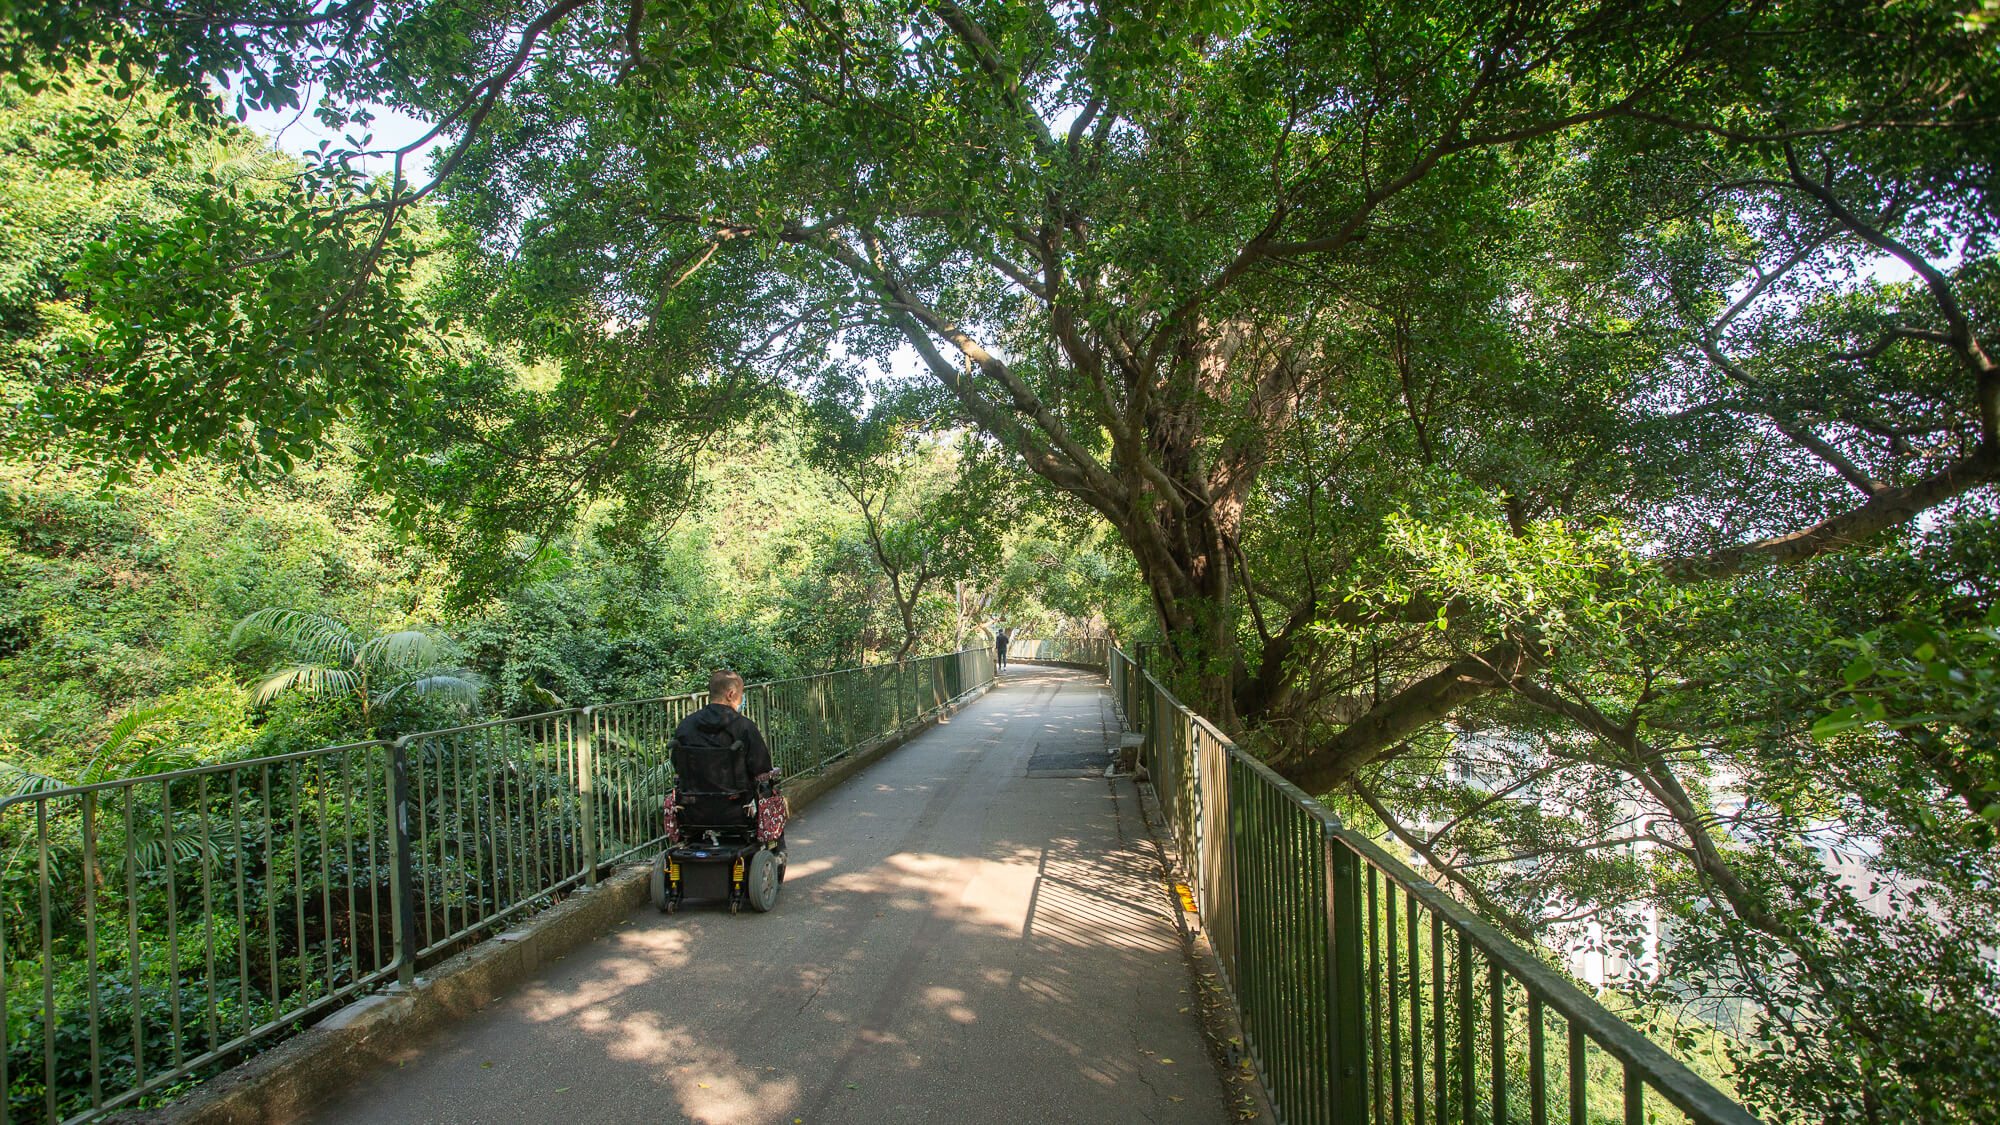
(650, 770), (788, 914)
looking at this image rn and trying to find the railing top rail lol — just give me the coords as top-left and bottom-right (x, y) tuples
(748, 652), (962, 692)
(1107, 645), (1758, 1125)
(392, 707), (582, 742)
(0, 739), (392, 812)
(583, 692), (703, 713)
(4, 647), (991, 811)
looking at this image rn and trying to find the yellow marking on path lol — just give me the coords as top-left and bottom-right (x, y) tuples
(1175, 884), (1199, 916)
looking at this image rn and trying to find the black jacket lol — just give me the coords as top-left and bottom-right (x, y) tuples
(671, 703), (774, 795)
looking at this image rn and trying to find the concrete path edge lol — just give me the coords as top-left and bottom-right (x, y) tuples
(111, 682), (997, 1125)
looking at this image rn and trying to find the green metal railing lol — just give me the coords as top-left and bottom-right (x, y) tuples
(1109, 648), (1757, 1125)
(1004, 636), (1110, 669)
(0, 648), (994, 1125)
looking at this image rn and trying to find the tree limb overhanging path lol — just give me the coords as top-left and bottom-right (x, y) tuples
(312, 667), (1235, 1125)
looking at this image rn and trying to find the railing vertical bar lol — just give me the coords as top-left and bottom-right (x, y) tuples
(127, 784), (147, 1090)
(1411, 879), (1426, 1125)
(578, 708), (598, 889)
(317, 762), (336, 998)
(527, 722), (548, 921)
(161, 782), (186, 1064)
(411, 739), (433, 953)
(39, 802), (57, 1124)
(1388, 879), (1403, 1125)
(1328, 831), (1367, 1125)
(291, 760), (308, 1004)
(83, 791), (104, 1109)
(1528, 994), (1547, 1125)
(492, 723), (512, 913)
(365, 757), (384, 976)
(1624, 1066), (1643, 1125)
(1490, 962), (1506, 1125)
(450, 729), (470, 939)
(387, 737), (418, 988)
(1370, 863), (1384, 1124)
(230, 773), (250, 1036)
(498, 727), (519, 918)
(1568, 1023), (1585, 1125)
(1319, 808), (1336, 1125)
(338, 757), (358, 999)
(1432, 914), (1445, 1123)
(1457, 932), (1473, 1125)
(470, 728), (491, 929)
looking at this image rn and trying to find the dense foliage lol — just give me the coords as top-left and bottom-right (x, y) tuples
(2, 0), (1997, 1119)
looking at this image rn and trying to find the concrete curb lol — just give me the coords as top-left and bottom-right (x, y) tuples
(115, 681), (996, 1125)
(1132, 780), (1276, 1125)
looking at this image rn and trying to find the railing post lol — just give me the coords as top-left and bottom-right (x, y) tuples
(576, 708), (598, 889)
(1326, 828), (1370, 1123)
(809, 677), (826, 768)
(387, 736), (419, 988)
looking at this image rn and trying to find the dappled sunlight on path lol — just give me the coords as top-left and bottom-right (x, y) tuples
(310, 666), (1228, 1125)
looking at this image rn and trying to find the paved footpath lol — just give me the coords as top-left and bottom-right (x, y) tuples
(314, 666), (1231, 1125)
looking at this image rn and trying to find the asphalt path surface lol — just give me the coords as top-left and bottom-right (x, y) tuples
(313, 665), (1230, 1124)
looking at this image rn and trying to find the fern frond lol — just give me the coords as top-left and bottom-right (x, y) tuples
(92, 703), (185, 766)
(116, 747), (199, 779)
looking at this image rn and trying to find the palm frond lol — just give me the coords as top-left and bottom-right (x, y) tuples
(355, 629), (440, 670)
(378, 673), (484, 712)
(248, 666), (362, 708)
(231, 608), (360, 665)
(0, 761), (68, 798)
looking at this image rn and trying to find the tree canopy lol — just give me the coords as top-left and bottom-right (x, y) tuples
(5, 0), (1999, 1116)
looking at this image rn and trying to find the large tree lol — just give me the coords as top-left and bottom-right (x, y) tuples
(8, 0), (2000, 1115)
(11, 0), (1992, 730)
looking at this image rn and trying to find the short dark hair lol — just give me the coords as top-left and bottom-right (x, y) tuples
(708, 669), (745, 698)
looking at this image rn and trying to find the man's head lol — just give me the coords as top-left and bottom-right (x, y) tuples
(708, 669), (745, 707)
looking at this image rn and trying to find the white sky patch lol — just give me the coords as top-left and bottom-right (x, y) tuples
(240, 94), (447, 177)
(1857, 246), (1962, 286)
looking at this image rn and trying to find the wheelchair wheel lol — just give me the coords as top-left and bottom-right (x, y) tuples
(650, 852), (675, 914)
(745, 848), (782, 913)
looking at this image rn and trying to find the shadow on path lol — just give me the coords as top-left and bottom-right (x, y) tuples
(312, 667), (1227, 1125)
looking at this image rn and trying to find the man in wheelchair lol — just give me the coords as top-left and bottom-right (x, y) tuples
(653, 669), (788, 914)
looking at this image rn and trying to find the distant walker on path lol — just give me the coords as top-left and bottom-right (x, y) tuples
(995, 628), (1009, 671)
